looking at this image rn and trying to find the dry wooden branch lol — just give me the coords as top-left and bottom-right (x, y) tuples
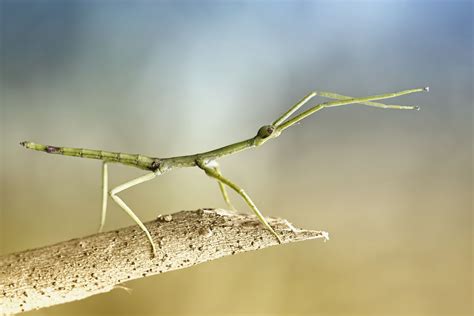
(0, 208), (328, 314)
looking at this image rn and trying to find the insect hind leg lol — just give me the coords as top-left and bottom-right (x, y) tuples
(108, 171), (159, 257)
(99, 162), (109, 233)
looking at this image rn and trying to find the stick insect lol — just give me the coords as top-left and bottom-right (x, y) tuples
(21, 87), (428, 257)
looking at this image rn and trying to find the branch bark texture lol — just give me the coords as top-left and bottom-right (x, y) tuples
(0, 209), (328, 314)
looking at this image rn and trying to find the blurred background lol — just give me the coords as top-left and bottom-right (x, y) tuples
(1, 1), (472, 315)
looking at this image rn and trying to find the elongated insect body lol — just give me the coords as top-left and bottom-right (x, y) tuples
(21, 87), (428, 257)
(20, 141), (160, 171)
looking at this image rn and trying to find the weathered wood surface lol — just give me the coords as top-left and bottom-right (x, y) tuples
(0, 209), (328, 314)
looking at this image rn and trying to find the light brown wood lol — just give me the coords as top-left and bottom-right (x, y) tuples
(0, 209), (328, 314)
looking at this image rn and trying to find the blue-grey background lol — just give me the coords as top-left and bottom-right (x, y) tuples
(1, 1), (472, 315)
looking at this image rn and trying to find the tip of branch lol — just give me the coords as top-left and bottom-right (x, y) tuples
(423, 86), (430, 92)
(195, 208), (328, 244)
(321, 230), (330, 241)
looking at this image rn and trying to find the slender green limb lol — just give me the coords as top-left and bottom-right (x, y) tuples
(272, 91), (317, 126)
(99, 162), (109, 233)
(196, 160), (282, 243)
(208, 161), (236, 211)
(277, 87), (427, 132)
(316, 91), (420, 110)
(109, 171), (159, 257)
(217, 180), (235, 211)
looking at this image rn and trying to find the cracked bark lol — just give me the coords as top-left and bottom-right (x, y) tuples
(0, 208), (329, 314)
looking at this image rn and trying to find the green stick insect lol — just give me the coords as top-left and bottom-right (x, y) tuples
(21, 87), (428, 257)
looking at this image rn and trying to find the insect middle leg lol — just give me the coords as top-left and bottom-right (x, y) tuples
(101, 162), (160, 256)
(197, 160), (282, 243)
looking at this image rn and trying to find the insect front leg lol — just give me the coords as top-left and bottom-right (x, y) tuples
(205, 161), (236, 211)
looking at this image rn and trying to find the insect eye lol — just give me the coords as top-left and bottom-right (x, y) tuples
(257, 125), (275, 138)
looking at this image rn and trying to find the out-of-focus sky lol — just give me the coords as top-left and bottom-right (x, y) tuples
(1, 1), (472, 315)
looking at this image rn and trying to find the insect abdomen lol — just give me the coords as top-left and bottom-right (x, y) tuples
(20, 141), (158, 171)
